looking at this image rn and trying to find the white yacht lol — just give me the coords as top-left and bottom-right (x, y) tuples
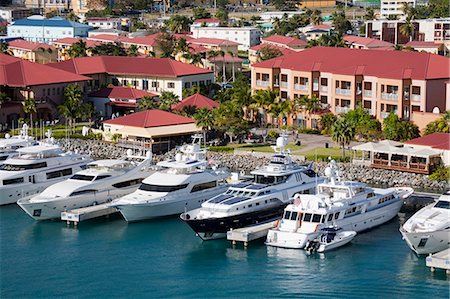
(400, 189), (450, 255)
(0, 143), (90, 205)
(0, 127), (35, 163)
(17, 150), (155, 220)
(265, 160), (414, 249)
(111, 136), (231, 222)
(180, 135), (326, 240)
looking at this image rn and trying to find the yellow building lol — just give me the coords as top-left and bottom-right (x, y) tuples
(299, 0), (337, 8)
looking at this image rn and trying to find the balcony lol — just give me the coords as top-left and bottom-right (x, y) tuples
(294, 84), (308, 91)
(363, 90), (372, 97)
(411, 94), (421, 102)
(280, 81), (288, 88)
(256, 80), (270, 87)
(320, 86), (328, 93)
(381, 92), (398, 100)
(313, 83), (319, 91)
(335, 88), (352, 96)
(335, 106), (350, 114)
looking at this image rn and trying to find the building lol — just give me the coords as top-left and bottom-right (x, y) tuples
(88, 86), (157, 118)
(171, 93), (219, 112)
(380, 0), (416, 19)
(23, 0), (92, 19)
(299, 24), (334, 41)
(86, 18), (121, 30)
(102, 109), (199, 153)
(0, 7), (37, 23)
(189, 37), (240, 55)
(7, 16), (91, 44)
(261, 34), (307, 51)
(298, 0), (336, 8)
(7, 39), (57, 63)
(51, 37), (101, 61)
(0, 53), (89, 125)
(190, 26), (261, 51)
(191, 18), (221, 28)
(48, 56), (215, 99)
(248, 44), (297, 64)
(405, 133), (450, 167)
(251, 47), (450, 130)
(404, 41), (444, 54)
(344, 35), (394, 50)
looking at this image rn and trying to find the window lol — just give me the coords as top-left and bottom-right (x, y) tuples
(139, 183), (188, 192)
(3, 177), (24, 185)
(290, 211), (298, 220)
(412, 86), (421, 95)
(152, 81), (159, 88)
(303, 213), (312, 222)
(142, 80), (149, 90)
(327, 214), (333, 222)
(95, 175), (111, 181)
(334, 212), (340, 219)
(46, 168), (73, 179)
(320, 78), (328, 86)
(0, 162), (47, 171)
(71, 174), (95, 181)
(312, 214), (322, 223)
(70, 189), (97, 197)
(123, 80), (128, 86)
(167, 82), (175, 89)
(112, 178), (143, 188)
(191, 181), (217, 192)
(184, 82), (191, 89)
(283, 211), (292, 220)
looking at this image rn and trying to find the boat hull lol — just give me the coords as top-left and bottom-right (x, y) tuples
(400, 228), (450, 255)
(182, 204), (288, 241)
(317, 231), (357, 253)
(0, 182), (52, 205)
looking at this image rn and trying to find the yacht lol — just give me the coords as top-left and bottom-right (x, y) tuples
(265, 160), (414, 249)
(0, 143), (90, 205)
(400, 189), (450, 255)
(111, 136), (231, 222)
(0, 127), (35, 163)
(17, 150), (155, 220)
(180, 135), (326, 241)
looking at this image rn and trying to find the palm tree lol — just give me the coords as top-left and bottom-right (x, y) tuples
(331, 117), (356, 160)
(137, 96), (157, 111)
(159, 91), (179, 111)
(58, 84), (83, 134)
(180, 105), (198, 117)
(299, 95), (322, 129)
(310, 10), (322, 25)
(364, 7), (376, 20)
(127, 44), (139, 57)
(22, 97), (37, 133)
(250, 89), (278, 127)
(166, 15), (192, 33)
(193, 108), (214, 145)
(0, 42), (9, 54)
(400, 18), (415, 42)
(182, 52), (203, 67)
(67, 40), (87, 58)
(268, 100), (291, 128)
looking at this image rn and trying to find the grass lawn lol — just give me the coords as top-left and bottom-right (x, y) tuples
(301, 147), (362, 161)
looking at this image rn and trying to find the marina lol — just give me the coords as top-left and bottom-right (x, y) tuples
(227, 221), (277, 247)
(61, 203), (118, 226)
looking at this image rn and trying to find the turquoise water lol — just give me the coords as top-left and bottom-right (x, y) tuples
(0, 205), (448, 298)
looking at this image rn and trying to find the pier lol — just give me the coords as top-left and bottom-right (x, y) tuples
(426, 248), (450, 274)
(227, 221), (277, 247)
(61, 204), (119, 226)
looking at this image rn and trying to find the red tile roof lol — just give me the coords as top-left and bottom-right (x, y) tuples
(251, 47), (450, 80)
(189, 43), (209, 54)
(193, 18), (221, 24)
(172, 93), (219, 111)
(404, 133), (450, 150)
(89, 86), (157, 99)
(209, 53), (243, 62)
(405, 41), (441, 48)
(190, 37), (241, 46)
(103, 109), (195, 128)
(311, 24), (333, 30)
(249, 44), (297, 56)
(87, 34), (130, 43)
(48, 56), (213, 77)
(262, 35), (307, 47)
(8, 39), (54, 51)
(0, 53), (90, 87)
(52, 37), (101, 48)
(344, 35), (394, 48)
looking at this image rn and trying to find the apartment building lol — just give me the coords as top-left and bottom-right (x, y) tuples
(52, 37), (101, 61)
(0, 7), (38, 23)
(380, 0), (416, 19)
(23, 0), (91, 19)
(86, 18), (121, 30)
(190, 26), (261, 51)
(7, 39), (57, 63)
(48, 56), (215, 100)
(251, 47), (449, 130)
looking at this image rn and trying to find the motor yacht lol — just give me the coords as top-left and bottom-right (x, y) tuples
(400, 189), (450, 255)
(0, 126), (35, 163)
(180, 135), (326, 240)
(265, 160), (414, 249)
(0, 143), (91, 205)
(111, 136), (231, 222)
(17, 150), (155, 220)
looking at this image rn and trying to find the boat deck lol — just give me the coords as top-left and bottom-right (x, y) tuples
(61, 204), (118, 226)
(426, 248), (450, 274)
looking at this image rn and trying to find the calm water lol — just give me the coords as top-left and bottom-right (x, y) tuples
(0, 205), (448, 298)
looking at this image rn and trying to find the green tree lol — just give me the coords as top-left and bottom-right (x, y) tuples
(127, 44), (139, 57)
(331, 117), (356, 159)
(250, 89), (278, 127)
(215, 9), (228, 23)
(58, 84), (84, 134)
(400, 18), (415, 42)
(309, 9), (322, 25)
(0, 42), (9, 55)
(165, 15), (192, 33)
(320, 112), (337, 135)
(66, 12), (80, 22)
(0, 92), (10, 107)
(424, 111), (450, 135)
(268, 100), (291, 127)
(299, 95), (322, 129)
(332, 8), (352, 35)
(194, 107), (215, 145)
(343, 107), (382, 141)
(180, 105), (198, 117)
(156, 31), (177, 58)
(307, 32), (347, 48)
(272, 0), (298, 10)
(364, 7), (376, 20)
(138, 96), (157, 111)
(383, 112), (420, 141)
(428, 0), (450, 18)
(22, 97), (37, 130)
(90, 43), (127, 56)
(67, 40), (88, 58)
(258, 45), (283, 61)
(192, 7), (211, 20)
(214, 101), (248, 143)
(158, 91), (179, 111)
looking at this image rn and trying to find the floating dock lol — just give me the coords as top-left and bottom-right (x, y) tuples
(227, 221), (277, 247)
(426, 248), (450, 274)
(61, 204), (118, 226)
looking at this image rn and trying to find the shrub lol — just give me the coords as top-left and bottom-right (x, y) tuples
(298, 128), (320, 134)
(267, 130), (279, 139)
(429, 165), (450, 182)
(207, 146), (235, 153)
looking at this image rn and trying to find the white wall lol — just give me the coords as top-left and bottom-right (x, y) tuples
(191, 27), (261, 51)
(7, 25), (89, 44)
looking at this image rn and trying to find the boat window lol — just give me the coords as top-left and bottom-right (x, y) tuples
(95, 175), (111, 181)
(3, 177), (24, 185)
(70, 189), (97, 196)
(367, 192), (375, 198)
(290, 211), (298, 220)
(112, 178), (143, 189)
(312, 214), (322, 223)
(321, 216), (326, 223)
(139, 183), (189, 192)
(435, 200), (450, 209)
(334, 212), (340, 220)
(46, 168), (73, 179)
(255, 175), (276, 185)
(327, 214), (333, 222)
(0, 156), (8, 161)
(71, 174), (95, 181)
(283, 211), (291, 220)
(303, 213), (312, 222)
(303, 169), (317, 178)
(191, 181), (217, 193)
(0, 162), (47, 171)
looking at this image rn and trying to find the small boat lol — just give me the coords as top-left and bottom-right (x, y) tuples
(305, 228), (357, 253)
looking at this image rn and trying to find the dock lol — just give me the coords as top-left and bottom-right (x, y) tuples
(426, 248), (450, 274)
(61, 203), (118, 226)
(227, 221), (277, 247)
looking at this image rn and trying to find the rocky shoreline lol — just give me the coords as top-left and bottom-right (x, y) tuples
(57, 139), (448, 192)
